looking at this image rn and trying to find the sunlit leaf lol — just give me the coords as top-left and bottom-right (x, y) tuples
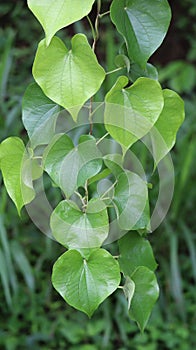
(105, 76), (164, 153)
(27, 0), (95, 45)
(33, 35), (105, 121)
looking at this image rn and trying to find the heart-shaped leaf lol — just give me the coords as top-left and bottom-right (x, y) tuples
(22, 83), (60, 148)
(110, 0), (171, 68)
(52, 249), (121, 317)
(113, 171), (148, 230)
(27, 0), (95, 46)
(150, 89), (185, 166)
(119, 232), (157, 276)
(105, 76), (164, 153)
(128, 267), (159, 331)
(33, 35), (105, 121)
(50, 198), (109, 249)
(0, 137), (36, 214)
(44, 134), (102, 197)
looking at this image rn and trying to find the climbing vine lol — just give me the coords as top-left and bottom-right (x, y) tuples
(0, 0), (184, 331)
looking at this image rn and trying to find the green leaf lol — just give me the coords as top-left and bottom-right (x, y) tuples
(33, 35), (105, 121)
(130, 63), (158, 82)
(105, 76), (164, 152)
(22, 83), (60, 148)
(119, 232), (157, 276)
(52, 249), (121, 317)
(115, 54), (130, 73)
(27, 0), (95, 46)
(123, 276), (135, 310)
(133, 200), (151, 233)
(0, 137), (35, 214)
(113, 171), (148, 230)
(50, 198), (109, 249)
(129, 267), (159, 331)
(44, 134), (102, 197)
(110, 0), (171, 68)
(150, 89), (185, 165)
(103, 154), (124, 178)
(88, 168), (112, 186)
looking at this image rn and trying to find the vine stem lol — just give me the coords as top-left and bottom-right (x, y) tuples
(88, 0), (102, 134)
(92, 0), (101, 52)
(74, 191), (86, 207)
(100, 180), (117, 199)
(89, 96), (93, 135)
(106, 67), (126, 75)
(96, 132), (109, 145)
(99, 10), (110, 18)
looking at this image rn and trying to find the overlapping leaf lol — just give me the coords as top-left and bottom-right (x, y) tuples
(110, 0), (171, 68)
(44, 134), (102, 197)
(113, 170), (148, 230)
(50, 198), (109, 249)
(22, 83), (60, 148)
(33, 35), (105, 121)
(27, 0), (95, 45)
(150, 89), (185, 165)
(105, 76), (164, 153)
(129, 267), (159, 331)
(0, 137), (36, 214)
(119, 232), (157, 276)
(52, 249), (121, 317)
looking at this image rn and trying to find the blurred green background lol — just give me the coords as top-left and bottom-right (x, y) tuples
(0, 1), (196, 349)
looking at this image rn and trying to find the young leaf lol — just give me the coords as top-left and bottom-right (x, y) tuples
(128, 267), (159, 331)
(150, 89), (185, 166)
(52, 249), (121, 317)
(22, 83), (60, 148)
(27, 0), (95, 46)
(44, 134), (102, 197)
(118, 232), (157, 276)
(113, 171), (148, 230)
(130, 63), (158, 82)
(110, 0), (171, 68)
(0, 137), (35, 215)
(105, 76), (164, 153)
(33, 35), (105, 121)
(123, 276), (135, 310)
(50, 198), (109, 249)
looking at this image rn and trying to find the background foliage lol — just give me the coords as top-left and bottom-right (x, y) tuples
(0, 0), (195, 349)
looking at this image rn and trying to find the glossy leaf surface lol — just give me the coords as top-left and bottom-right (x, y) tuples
(110, 0), (171, 68)
(129, 267), (159, 331)
(50, 198), (109, 249)
(52, 249), (121, 317)
(150, 89), (185, 165)
(119, 232), (157, 276)
(44, 134), (102, 197)
(113, 171), (148, 230)
(22, 83), (60, 148)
